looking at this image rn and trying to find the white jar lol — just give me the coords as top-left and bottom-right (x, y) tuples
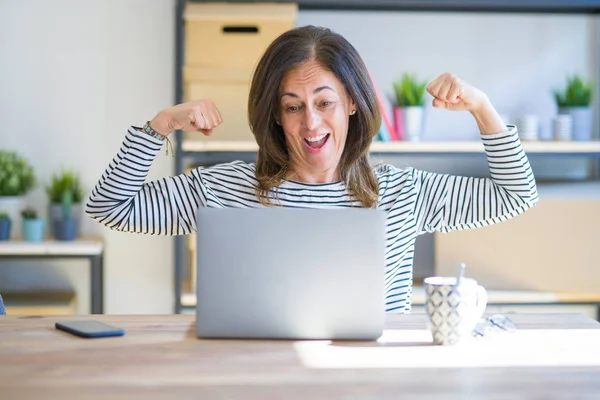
(553, 114), (573, 141)
(517, 115), (539, 141)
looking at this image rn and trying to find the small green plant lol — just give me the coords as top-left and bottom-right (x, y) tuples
(0, 151), (35, 197)
(60, 187), (74, 221)
(0, 212), (9, 220)
(46, 170), (83, 203)
(554, 75), (594, 107)
(393, 73), (428, 107)
(21, 208), (38, 220)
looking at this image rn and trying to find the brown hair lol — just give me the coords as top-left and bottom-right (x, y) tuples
(248, 25), (381, 207)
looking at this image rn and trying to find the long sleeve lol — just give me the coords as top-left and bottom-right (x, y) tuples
(85, 127), (208, 235)
(411, 126), (538, 235)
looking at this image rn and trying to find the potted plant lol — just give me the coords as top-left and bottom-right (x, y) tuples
(21, 208), (44, 242)
(0, 212), (11, 241)
(0, 151), (35, 239)
(553, 75), (594, 141)
(392, 73), (428, 142)
(46, 170), (83, 240)
(53, 189), (78, 241)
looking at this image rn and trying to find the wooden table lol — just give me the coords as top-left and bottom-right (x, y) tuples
(1, 314), (600, 399)
(0, 238), (104, 313)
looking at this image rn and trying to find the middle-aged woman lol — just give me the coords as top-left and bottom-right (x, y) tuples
(86, 25), (538, 313)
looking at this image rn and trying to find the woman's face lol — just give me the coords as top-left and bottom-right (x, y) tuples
(278, 60), (355, 182)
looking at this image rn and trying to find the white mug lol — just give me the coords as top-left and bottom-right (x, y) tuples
(424, 277), (488, 345)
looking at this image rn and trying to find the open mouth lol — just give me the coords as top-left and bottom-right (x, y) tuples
(304, 133), (330, 150)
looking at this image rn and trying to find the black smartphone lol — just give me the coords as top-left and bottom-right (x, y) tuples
(55, 320), (125, 338)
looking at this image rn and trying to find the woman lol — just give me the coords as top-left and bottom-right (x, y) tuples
(86, 26), (538, 313)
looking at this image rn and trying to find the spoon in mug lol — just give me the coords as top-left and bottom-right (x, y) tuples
(456, 263), (466, 286)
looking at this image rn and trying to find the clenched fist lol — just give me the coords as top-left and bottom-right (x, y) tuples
(426, 72), (489, 113)
(150, 99), (224, 136)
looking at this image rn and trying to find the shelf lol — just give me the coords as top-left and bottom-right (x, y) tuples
(186, 0), (600, 14)
(181, 289), (600, 309)
(537, 181), (600, 199)
(183, 140), (259, 153)
(181, 139), (600, 155)
(371, 140), (600, 154)
(174, 0), (600, 314)
(411, 287), (600, 305)
(0, 237), (104, 256)
(181, 293), (196, 308)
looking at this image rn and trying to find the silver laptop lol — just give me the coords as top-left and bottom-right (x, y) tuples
(195, 207), (386, 340)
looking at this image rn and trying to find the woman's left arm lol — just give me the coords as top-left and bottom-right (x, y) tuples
(412, 73), (539, 234)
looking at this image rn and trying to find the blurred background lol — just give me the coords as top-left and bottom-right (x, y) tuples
(0, 0), (598, 319)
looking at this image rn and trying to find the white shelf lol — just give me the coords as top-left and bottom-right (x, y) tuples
(537, 181), (600, 199)
(371, 140), (600, 154)
(182, 139), (600, 154)
(183, 140), (259, 152)
(180, 289), (600, 308)
(181, 293), (196, 307)
(0, 237), (104, 256)
(411, 287), (600, 305)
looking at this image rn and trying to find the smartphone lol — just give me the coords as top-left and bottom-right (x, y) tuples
(55, 320), (125, 338)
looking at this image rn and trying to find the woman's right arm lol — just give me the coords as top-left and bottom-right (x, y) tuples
(85, 100), (223, 235)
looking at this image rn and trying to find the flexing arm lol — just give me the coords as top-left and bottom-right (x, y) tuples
(413, 127), (537, 234)
(85, 100), (223, 235)
(413, 73), (538, 234)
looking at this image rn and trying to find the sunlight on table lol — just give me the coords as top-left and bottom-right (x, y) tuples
(294, 329), (600, 369)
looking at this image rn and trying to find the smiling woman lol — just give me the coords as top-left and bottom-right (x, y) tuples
(248, 26), (381, 207)
(85, 25), (538, 313)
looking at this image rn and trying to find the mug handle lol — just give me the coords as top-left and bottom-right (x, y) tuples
(474, 285), (488, 320)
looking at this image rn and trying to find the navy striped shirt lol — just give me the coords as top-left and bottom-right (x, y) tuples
(86, 126), (538, 313)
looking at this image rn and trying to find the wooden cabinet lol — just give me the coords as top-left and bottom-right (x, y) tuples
(185, 3), (298, 68)
(183, 2), (297, 142)
(435, 199), (600, 294)
(183, 68), (253, 141)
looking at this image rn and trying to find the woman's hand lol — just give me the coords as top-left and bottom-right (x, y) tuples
(427, 72), (506, 134)
(150, 99), (224, 136)
(426, 72), (490, 114)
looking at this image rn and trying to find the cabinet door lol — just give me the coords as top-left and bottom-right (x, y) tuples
(184, 81), (253, 142)
(435, 200), (600, 293)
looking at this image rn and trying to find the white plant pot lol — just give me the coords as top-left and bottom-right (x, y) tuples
(0, 196), (25, 239)
(558, 107), (593, 141)
(402, 106), (425, 142)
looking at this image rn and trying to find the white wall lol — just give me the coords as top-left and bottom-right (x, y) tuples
(297, 11), (597, 141)
(0, 0), (175, 314)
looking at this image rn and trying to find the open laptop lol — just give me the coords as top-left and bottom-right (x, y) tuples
(195, 207), (386, 340)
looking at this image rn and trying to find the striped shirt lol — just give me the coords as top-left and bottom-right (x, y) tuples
(86, 125), (538, 313)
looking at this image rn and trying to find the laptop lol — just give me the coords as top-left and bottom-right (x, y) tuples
(195, 207), (386, 340)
